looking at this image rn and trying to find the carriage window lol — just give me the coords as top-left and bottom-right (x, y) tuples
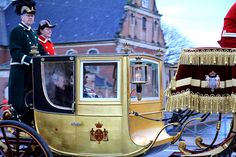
(81, 61), (119, 100)
(42, 61), (74, 109)
(130, 59), (160, 100)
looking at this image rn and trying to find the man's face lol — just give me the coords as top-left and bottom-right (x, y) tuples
(55, 76), (66, 90)
(21, 13), (35, 26)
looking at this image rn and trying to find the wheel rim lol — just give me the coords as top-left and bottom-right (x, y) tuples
(0, 121), (52, 157)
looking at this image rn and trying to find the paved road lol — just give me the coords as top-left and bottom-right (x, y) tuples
(144, 145), (178, 156)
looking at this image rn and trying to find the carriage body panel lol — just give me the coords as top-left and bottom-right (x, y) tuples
(32, 54), (173, 156)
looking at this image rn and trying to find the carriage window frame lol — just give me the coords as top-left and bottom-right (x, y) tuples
(130, 58), (160, 101)
(41, 61), (75, 111)
(80, 60), (121, 101)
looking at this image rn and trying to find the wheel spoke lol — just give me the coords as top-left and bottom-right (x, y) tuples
(21, 138), (34, 157)
(1, 127), (13, 156)
(0, 120), (52, 157)
(16, 128), (20, 157)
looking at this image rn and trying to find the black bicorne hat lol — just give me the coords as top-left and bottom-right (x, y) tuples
(39, 20), (56, 29)
(37, 20), (56, 35)
(12, 0), (36, 15)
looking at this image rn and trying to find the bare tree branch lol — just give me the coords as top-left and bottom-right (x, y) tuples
(162, 23), (193, 65)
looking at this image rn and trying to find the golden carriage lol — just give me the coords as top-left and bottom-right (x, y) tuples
(0, 52), (179, 157)
(0, 48), (236, 157)
(33, 53), (177, 156)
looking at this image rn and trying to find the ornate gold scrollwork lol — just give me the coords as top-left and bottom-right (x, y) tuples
(195, 136), (207, 149)
(171, 118), (202, 144)
(178, 141), (191, 155)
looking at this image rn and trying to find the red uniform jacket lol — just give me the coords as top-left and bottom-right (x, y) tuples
(218, 3), (236, 48)
(38, 35), (55, 55)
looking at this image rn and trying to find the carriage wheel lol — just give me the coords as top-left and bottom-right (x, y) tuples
(0, 120), (53, 157)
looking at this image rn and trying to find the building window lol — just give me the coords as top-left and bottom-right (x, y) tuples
(65, 49), (78, 55)
(130, 13), (135, 25)
(154, 20), (158, 31)
(87, 48), (99, 55)
(141, 0), (149, 8)
(142, 17), (147, 30)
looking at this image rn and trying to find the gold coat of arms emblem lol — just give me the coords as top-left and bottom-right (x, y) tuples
(90, 122), (108, 144)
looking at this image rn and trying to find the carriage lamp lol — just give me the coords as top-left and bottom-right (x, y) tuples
(131, 57), (147, 101)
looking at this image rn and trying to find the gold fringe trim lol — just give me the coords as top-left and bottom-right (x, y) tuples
(179, 48), (236, 65)
(165, 90), (236, 114)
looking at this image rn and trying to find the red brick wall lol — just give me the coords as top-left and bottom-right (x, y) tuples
(0, 74), (9, 103)
(120, 7), (165, 47)
(55, 44), (117, 55)
(0, 47), (10, 103)
(0, 47), (10, 64)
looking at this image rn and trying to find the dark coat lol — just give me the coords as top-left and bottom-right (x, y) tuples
(53, 85), (73, 107)
(8, 23), (43, 114)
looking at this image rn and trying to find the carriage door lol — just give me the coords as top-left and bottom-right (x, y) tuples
(33, 56), (75, 114)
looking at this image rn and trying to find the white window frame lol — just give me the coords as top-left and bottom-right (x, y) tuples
(80, 60), (121, 101)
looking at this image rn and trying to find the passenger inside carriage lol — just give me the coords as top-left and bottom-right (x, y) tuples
(81, 62), (118, 99)
(83, 71), (98, 98)
(43, 61), (74, 108)
(50, 71), (73, 107)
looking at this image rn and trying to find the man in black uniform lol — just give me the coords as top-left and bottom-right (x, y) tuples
(8, 0), (40, 125)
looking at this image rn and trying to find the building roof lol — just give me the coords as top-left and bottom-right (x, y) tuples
(3, 0), (127, 45)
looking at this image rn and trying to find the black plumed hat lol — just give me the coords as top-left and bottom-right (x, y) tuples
(12, 0), (36, 15)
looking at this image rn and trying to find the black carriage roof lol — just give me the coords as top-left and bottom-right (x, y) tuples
(35, 52), (163, 61)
